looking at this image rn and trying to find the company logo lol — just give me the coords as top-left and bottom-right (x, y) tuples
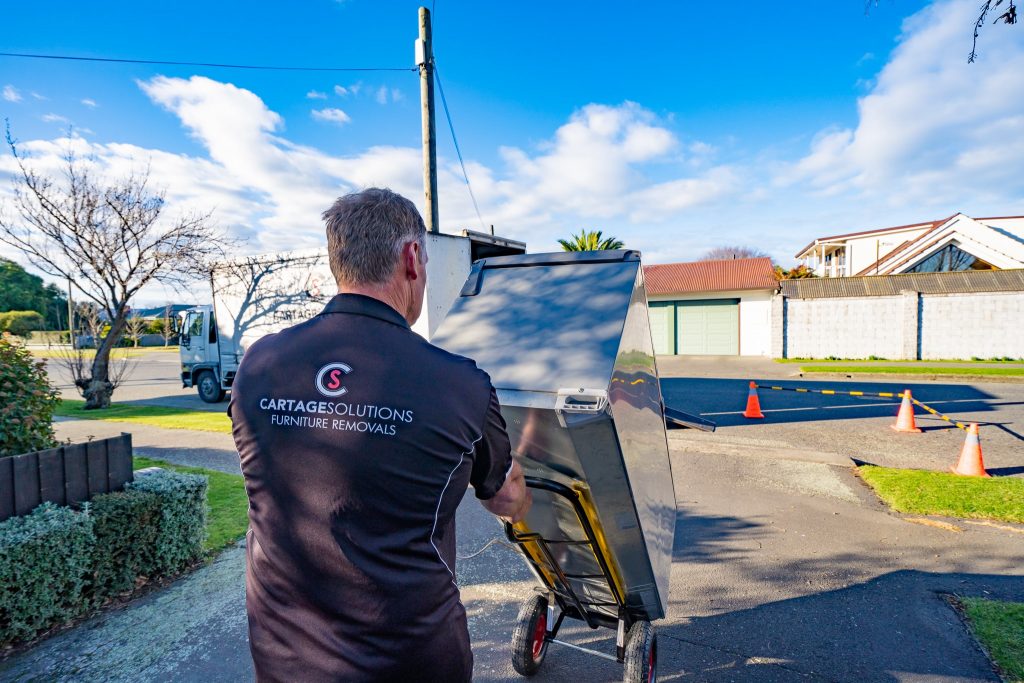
(315, 362), (352, 398)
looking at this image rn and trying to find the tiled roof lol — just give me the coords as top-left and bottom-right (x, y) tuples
(643, 257), (778, 295)
(780, 269), (1024, 299)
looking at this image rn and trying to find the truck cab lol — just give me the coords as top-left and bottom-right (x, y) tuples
(179, 305), (225, 403)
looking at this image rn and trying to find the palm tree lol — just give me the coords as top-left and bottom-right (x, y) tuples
(558, 230), (625, 252)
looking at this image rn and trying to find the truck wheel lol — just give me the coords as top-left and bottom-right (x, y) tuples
(623, 620), (656, 683)
(196, 370), (225, 403)
(511, 595), (549, 676)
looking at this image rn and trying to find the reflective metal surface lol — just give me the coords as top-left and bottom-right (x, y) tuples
(433, 251), (676, 622)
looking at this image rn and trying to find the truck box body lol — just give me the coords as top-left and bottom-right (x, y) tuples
(180, 231), (524, 401)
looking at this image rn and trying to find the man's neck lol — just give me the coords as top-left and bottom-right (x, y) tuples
(339, 283), (412, 324)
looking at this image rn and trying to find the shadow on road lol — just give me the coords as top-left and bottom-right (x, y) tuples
(469, 569), (1022, 682)
(661, 378), (1001, 429)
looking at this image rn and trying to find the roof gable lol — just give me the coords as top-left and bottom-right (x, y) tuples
(876, 214), (1024, 274)
(643, 257), (778, 295)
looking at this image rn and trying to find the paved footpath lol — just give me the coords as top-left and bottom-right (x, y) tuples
(2, 419), (1022, 681)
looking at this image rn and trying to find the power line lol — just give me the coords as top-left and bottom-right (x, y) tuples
(434, 65), (486, 233)
(0, 51), (415, 72)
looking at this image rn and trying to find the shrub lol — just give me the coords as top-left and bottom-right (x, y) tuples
(0, 471), (209, 646)
(87, 489), (162, 603)
(0, 504), (93, 645)
(129, 470), (208, 576)
(0, 335), (60, 457)
(0, 311), (45, 337)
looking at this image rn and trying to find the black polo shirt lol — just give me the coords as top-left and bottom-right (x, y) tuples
(229, 293), (512, 683)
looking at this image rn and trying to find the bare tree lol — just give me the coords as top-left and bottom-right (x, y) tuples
(125, 312), (147, 348)
(159, 304), (179, 347)
(969, 0), (1017, 62)
(700, 245), (770, 261)
(865, 0), (1017, 63)
(0, 131), (225, 408)
(57, 304), (136, 396)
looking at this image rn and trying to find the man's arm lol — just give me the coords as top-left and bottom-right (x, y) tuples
(470, 385), (533, 523)
(480, 459), (531, 523)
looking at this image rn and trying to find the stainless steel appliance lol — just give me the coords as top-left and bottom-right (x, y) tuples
(433, 250), (676, 681)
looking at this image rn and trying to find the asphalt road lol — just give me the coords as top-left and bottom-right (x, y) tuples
(6, 417), (1023, 682)
(25, 351), (1022, 681)
(47, 351), (1024, 474)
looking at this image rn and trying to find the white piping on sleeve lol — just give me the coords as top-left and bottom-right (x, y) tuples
(430, 433), (482, 587)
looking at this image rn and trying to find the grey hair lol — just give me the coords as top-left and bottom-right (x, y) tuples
(322, 188), (426, 286)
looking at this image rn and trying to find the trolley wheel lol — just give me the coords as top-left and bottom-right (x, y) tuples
(623, 620), (657, 683)
(511, 594), (549, 676)
(196, 370), (225, 403)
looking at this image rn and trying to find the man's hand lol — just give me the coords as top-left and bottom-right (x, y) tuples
(481, 459), (532, 524)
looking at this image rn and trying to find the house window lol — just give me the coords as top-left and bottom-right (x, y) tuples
(905, 243), (994, 273)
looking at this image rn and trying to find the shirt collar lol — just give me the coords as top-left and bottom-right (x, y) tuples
(319, 293), (410, 329)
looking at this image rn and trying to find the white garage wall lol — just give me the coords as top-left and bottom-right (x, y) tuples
(648, 289), (773, 356)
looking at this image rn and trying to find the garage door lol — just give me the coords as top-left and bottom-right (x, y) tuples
(676, 299), (739, 355)
(648, 303), (676, 355)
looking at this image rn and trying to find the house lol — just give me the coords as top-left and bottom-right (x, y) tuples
(643, 257), (778, 356)
(794, 213), (1024, 277)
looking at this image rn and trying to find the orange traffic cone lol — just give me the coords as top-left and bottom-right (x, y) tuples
(950, 423), (990, 477)
(743, 381), (765, 419)
(890, 389), (922, 433)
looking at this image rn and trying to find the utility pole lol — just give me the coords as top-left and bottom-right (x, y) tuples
(416, 6), (439, 233)
(66, 277), (75, 350)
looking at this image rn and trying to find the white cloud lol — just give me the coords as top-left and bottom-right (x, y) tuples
(311, 108), (351, 125)
(41, 113), (69, 124)
(374, 86), (389, 104)
(30, 91), (46, 100)
(81, 98), (98, 108)
(782, 0), (1024, 212)
(333, 85), (349, 97)
(306, 90), (328, 100)
(391, 88), (403, 102)
(3, 85), (21, 103)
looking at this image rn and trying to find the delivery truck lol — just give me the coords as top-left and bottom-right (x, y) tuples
(179, 229), (525, 402)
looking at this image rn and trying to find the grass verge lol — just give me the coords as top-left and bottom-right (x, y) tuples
(56, 400), (231, 434)
(961, 598), (1024, 683)
(134, 456), (247, 553)
(28, 346), (178, 359)
(775, 358), (1023, 364)
(858, 466), (1024, 524)
(801, 365), (1024, 377)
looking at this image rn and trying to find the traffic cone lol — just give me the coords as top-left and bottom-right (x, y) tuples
(950, 423), (990, 477)
(743, 381), (764, 419)
(890, 389), (922, 433)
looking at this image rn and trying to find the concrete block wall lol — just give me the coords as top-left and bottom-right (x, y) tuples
(782, 296), (904, 359)
(775, 290), (1024, 359)
(919, 292), (1024, 359)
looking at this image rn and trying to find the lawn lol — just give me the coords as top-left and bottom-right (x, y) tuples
(801, 365), (1024, 377)
(961, 598), (1024, 683)
(858, 466), (1024, 524)
(134, 456), (248, 553)
(29, 346), (178, 359)
(56, 400), (231, 434)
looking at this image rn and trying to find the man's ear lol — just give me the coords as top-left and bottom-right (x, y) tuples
(403, 240), (420, 280)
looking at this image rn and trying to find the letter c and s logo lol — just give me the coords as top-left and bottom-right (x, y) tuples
(315, 362), (352, 398)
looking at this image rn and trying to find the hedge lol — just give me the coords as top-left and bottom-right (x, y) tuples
(88, 489), (162, 602)
(0, 469), (208, 646)
(0, 504), (93, 644)
(129, 470), (208, 576)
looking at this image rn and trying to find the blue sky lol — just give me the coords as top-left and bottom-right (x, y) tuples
(1, 0), (1022, 302)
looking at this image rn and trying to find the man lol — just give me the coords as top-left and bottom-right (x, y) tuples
(229, 188), (531, 682)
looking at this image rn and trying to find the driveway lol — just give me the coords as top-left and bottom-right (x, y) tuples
(2, 418), (1022, 682)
